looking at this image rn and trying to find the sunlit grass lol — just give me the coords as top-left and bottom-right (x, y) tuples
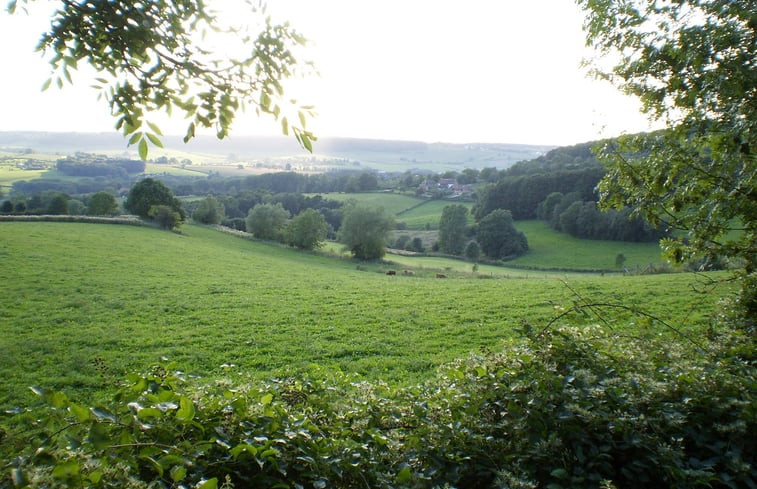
(0, 222), (732, 409)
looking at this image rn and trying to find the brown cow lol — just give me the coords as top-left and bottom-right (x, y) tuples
(386, 270), (396, 275)
(436, 273), (447, 278)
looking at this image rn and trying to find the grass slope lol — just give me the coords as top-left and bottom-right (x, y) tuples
(0, 222), (732, 409)
(511, 220), (666, 270)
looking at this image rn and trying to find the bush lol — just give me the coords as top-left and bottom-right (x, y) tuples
(3, 319), (753, 489)
(149, 205), (182, 230)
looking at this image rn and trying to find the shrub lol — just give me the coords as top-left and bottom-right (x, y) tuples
(149, 205), (181, 230)
(3, 321), (753, 489)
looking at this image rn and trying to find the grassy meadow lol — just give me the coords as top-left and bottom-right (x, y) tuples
(0, 221), (734, 410)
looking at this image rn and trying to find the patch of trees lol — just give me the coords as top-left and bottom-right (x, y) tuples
(338, 204), (394, 260)
(436, 204), (528, 261)
(244, 202), (329, 250)
(505, 141), (603, 176)
(474, 167), (606, 220)
(56, 153), (145, 177)
(125, 178), (185, 229)
(538, 192), (667, 242)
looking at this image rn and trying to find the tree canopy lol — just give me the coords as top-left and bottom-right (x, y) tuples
(438, 204), (469, 255)
(338, 204), (393, 260)
(9, 0), (316, 157)
(125, 178), (184, 220)
(578, 0), (756, 313)
(245, 202), (290, 241)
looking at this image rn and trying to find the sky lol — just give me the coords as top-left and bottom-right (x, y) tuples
(0, 1), (660, 147)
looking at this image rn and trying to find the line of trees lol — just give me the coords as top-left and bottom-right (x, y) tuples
(437, 204), (529, 261)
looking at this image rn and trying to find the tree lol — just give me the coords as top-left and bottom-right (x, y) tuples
(192, 195), (225, 225)
(46, 193), (69, 215)
(125, 178), (184, 220)
(578, 0), (756, 314)
(246, 203), (290, 241)
(476, 209), (528, 260)
(1, 200), (13, 213)
(438, 204), (469, 255)
(286, 209), (328, 250)
(9, 0), (315, 157)
(87, 191), (119, 216)
(338, 204), (393, 260)
(149, 205), (181, 230)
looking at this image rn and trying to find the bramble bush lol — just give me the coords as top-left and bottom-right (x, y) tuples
(1, 318), (754, 488)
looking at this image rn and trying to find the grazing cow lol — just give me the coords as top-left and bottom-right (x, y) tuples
(386, 270), (396, 275)
(436, 273), (447, 278)
(403, 270), (414, 276)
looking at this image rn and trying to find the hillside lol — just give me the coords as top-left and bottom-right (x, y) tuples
(0, 131), (553, 173)
(0, 221), (731, 409)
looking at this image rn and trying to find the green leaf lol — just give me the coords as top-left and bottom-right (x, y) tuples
(176, 396), (195, 422)
(146, 132), (164, 148)
(146, 121), (163, 136)
(128, 132), (142, 146)
(88, 471), (103, 484)
(396, 465), (412, 483)
(137, 407), (163, 419)
(170, 465), (187, 482)
(281, 117), (289, 136)
(41, 78), (52, 92)
(89, 422), (110, 450)
(29, 386), (45, 397)
(261, 393), (274, 405)
(138, 138), (148, 160)
(7, 1), (17, 14)
(198, 478), (218, 489)
(52, 460), (80, 480)
(69, 402), (91, 422)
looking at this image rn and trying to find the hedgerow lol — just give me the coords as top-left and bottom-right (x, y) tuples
(2, 321), (754, 488)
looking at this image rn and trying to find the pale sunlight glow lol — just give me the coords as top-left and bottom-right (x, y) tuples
(0, 0), (661, 146)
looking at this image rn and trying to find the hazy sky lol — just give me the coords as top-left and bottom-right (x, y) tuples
(0, 1), (659, 146)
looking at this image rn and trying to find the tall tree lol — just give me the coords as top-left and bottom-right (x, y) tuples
(476, 209), (528, 260)
(338, 204), (393, 260)
(577, 0), (756, 314)
(245, 203), (290, 241)
(192, 195), (225, 225)
(438, 204), (469, 255)
(9, 0), (315, 156)
(87, 191), (119, 216)
(125, 178), (184, 220)
(286, 209), (328, 250)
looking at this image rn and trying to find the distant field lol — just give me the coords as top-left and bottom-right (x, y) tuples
(0, 222), (733, 409)
(318, 192), (423, 215)
(511, 220), (665, 270)
(397, 200), (474, 230)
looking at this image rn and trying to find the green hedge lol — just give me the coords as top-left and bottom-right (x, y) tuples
(2, 324), (754, 488)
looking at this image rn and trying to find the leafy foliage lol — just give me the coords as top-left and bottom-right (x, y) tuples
(125, 178), (184, 221)
(86, 192), (119, 216)
(3, 322), (753, 488)
(477, 209), (528, 260)
(438, 204), (469, 255)
(9, 0), (316, 156)
(285, 208), (328, 250)
(337, 203), (394, 260)
(245, 202), (290, 241)
(192, 195), (225, 225)
(148, 204), (182, 230)
(578, 0), (757, 319)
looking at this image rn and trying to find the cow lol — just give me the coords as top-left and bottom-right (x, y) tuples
(386, 270), (396, 275)
(436, 273), (447, 278)
(403, 270), (414, 276)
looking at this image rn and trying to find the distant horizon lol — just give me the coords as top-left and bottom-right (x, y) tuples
(0, 129), (580, 151)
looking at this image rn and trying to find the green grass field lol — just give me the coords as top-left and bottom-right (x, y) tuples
(510, 220), (666, 270)
(0, 222), (734, 409)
